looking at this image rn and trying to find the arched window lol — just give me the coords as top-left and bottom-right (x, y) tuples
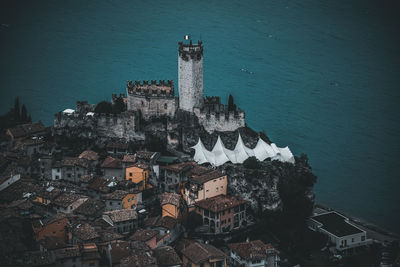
(164, 103), (168, 109)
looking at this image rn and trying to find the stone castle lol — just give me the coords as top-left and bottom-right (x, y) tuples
(54, 40), (245, 141)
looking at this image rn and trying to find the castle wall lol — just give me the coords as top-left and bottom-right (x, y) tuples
(126, 80), (176, 119)
(194, 108), (245, 134)
(178, 41), (204, 112)
(127, 94), (176, 119)
(54, 111), (144, 141)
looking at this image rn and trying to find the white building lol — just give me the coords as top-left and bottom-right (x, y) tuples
(309, 211), (372, 251)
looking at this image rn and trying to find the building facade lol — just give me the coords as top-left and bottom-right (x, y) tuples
(195, 195), (247, 234)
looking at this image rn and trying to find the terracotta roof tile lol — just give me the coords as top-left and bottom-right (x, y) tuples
(160, 161), (196, 173)
(78, 150), (99, 161)
(72, 223), (99, 241)
(195, 195), (247, 213)
(153, 246), (182, 267)
(129, 229), (158, 242)
(53, 193), (87, 208)
(181, 242), (226, 264)
(74, 198), (105, 217)
(101, 156), (122, 169)
(144, 216), (177, 230)
(159, 192), (181, 206)
(228, 240), (278, 261)
(191, 170), (225, 184)
(104, 209), (137, 223)
(104, 190), (128, 200)
(120, 251), (157, 267)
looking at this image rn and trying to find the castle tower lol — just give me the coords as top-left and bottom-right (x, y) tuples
(178, 40), (204, 112)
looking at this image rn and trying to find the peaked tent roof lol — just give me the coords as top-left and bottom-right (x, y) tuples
(191, 134), (295, 166)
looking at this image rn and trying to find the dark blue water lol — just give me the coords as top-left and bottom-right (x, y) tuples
(1, 0), (399, 233)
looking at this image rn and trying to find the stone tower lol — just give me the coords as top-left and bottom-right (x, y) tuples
(178, 40), (204, 112)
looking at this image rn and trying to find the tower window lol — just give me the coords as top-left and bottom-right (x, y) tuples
(164, 103), (167, 109)
(141, 101), (144, 106)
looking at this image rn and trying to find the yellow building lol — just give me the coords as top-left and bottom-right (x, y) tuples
(125, 163), (151, 191)
(159, 192), (182, 219)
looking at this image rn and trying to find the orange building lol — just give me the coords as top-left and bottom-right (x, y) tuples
(159, 192), (182, 219)
(125, 163), (151, 191)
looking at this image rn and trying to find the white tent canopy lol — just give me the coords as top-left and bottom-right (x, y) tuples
(191, 134), (295, 166)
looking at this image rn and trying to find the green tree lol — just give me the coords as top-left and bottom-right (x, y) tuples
(94, 101), (113, 114)
(243, 156), (261, 169)
(14, 97), (20, 121)
(21, 104), (28, 121)
(112, 97), (126, 114)
(228, 94), (235, 112)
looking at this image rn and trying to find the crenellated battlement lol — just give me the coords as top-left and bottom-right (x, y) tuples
(178, 40), (203, 61)
(194, 104), (245, 134)
(127, 80), (175, 98)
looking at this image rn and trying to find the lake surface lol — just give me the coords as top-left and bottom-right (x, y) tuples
(1, 0), (399, 233)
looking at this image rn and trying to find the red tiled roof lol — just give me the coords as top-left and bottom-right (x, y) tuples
(153, 246), (182, 266)
(104, 209), (137, 223)
(159, 192), (181, 206)
(78, 150), (99, 161)
(129, 229), (158, 242)
(181, 242), (226, 264)
(191, 169), (226, 184)
(87, 177), (111, 193)
(104, 190), (128, 200)
(72, 223), (99, 241)
(144, 216), (177, 230)
(160, 161), (196, 173)
(101, 156), (122, 169)
(195, 195), (247, 213)
(228, 240), (278, 261)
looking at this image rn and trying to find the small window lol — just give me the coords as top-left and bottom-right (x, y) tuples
(164, 103), (167, 109)
(110, 202), (113, 205)
(141, 101), (144, 106)
(129, 172), (133, 177)
(216, 187), (219, 192)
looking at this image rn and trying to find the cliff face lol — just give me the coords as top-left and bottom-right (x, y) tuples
(222, 157), (316, 214)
